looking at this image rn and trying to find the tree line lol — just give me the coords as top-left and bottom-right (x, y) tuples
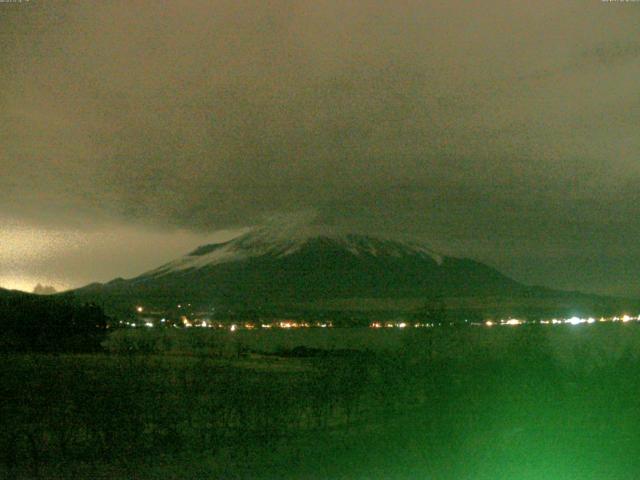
(0, 293), (109, 352)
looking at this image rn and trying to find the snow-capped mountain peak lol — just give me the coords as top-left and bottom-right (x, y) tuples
(142, 228), (444, 278)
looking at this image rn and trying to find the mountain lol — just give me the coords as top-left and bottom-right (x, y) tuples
(73, 227), (640, 320)
(33, 284), (58, 295)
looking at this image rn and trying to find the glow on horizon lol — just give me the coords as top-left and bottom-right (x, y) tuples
(0, 221), (84, 292)
(0, 221), (246, 294)
(0, 275), (72, 293)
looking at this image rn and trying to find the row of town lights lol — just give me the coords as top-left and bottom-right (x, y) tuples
(133, 306), (640, 330)
(484, 315), (640, 327)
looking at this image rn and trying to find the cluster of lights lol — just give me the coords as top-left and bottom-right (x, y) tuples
(484, 314), (640, 327)
(369, 322), (435, 329)
(225, 321), (333, 331)
(127, 313), (333, 331)
(272, 321), (332, 329)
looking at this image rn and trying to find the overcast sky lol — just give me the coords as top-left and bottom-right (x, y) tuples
(1, 1), (639, 296)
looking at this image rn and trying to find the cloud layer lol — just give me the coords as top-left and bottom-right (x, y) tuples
(1, 1), (639, 294)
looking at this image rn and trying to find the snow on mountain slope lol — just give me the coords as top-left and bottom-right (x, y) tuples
(142, 227), (444, 278)
(71, 224), (640, 318)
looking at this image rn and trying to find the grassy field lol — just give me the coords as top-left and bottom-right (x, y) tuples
(3, 324), (640, 479)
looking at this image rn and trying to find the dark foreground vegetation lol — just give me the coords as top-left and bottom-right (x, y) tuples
(3, 324), (640, 479)
(0, 293), (108, 353)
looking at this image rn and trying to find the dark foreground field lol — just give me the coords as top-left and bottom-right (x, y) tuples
(3, 324), (640, 479)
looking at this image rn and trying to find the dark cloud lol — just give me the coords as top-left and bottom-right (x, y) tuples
(1, 1), (640, 295)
